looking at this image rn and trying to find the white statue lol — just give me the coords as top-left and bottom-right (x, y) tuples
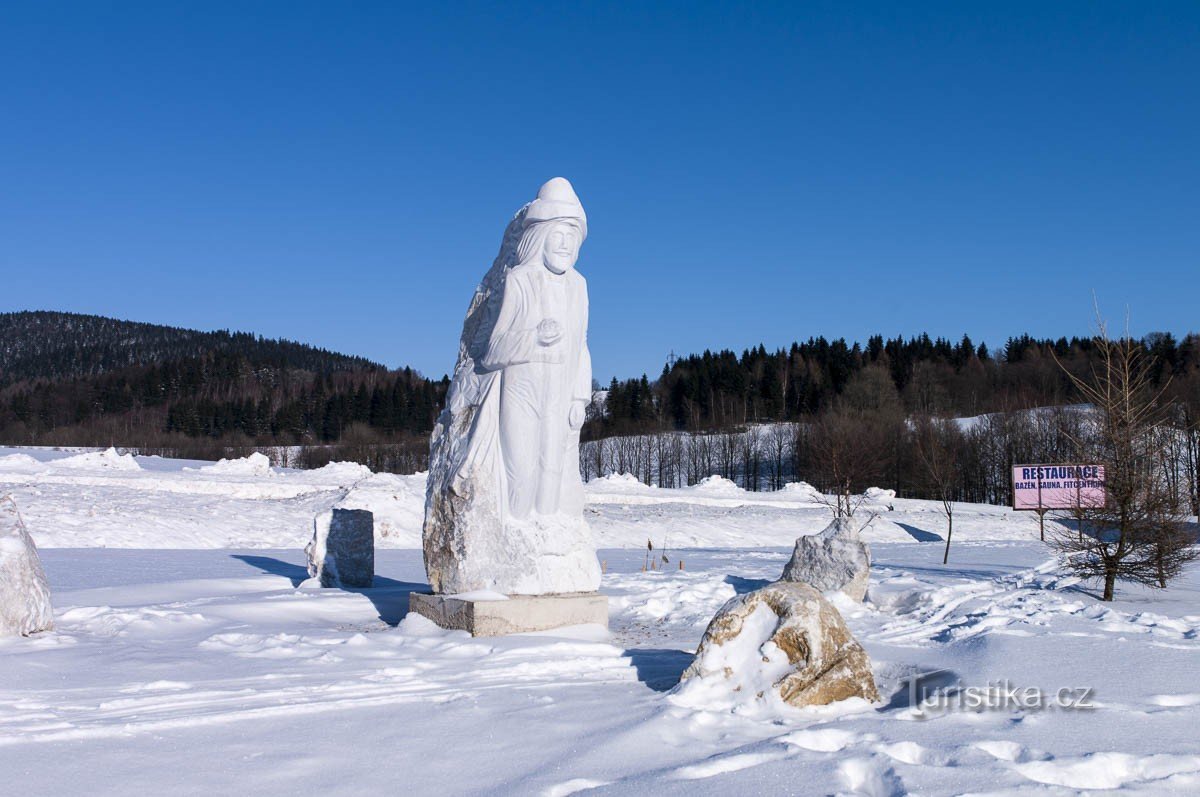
(423, 178), (602, 596)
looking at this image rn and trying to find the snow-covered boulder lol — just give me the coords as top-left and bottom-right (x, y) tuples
(0, 496), (54, 636)
(304, 508), (375, 588)
(780, 517), (871, 602)
(677, 581), (878, 709)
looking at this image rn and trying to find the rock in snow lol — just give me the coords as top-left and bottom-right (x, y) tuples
(0, 496), (54, 636)
(678, 581), (878, 710)
(780, 517), (871, 602)
(304, 508), (375, 588)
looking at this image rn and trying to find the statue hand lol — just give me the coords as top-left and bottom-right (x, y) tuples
(537, 318), (563, 346)
(568, 402), (586, 430)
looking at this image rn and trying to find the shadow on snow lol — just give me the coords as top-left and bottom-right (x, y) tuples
(623, 648), (693, 692)
(724, 574), (772, 594)
(229, 554), (425, 627)
(893, 522), (944, 542)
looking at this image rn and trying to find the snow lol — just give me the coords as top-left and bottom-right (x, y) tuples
(673, 600), (817, 716)
(690, 474), (743, 494)
(194, 452), (274, 476)
(864, 486), (897, 502)
(0, 447), (1047, 550)
(53, 446), (141, 471)
(1, 447), (1199, 794)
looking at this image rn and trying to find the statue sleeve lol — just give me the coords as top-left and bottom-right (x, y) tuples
(479, 272), (540, 370)
(573, 290), (592, 404)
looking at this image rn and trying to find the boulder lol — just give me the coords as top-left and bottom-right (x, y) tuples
(304, 508), (375, 588)
(780, 516), (871, 601)
(0, 496), (54, 636)
(678, 581), (878, 709)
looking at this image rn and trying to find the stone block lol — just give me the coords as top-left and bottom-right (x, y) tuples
(408, 591), (608, 636)
(305, 508), (375, 588)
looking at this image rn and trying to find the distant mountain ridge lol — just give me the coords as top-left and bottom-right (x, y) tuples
(0, 311), (382, 386)
(0, 312), (443, 472)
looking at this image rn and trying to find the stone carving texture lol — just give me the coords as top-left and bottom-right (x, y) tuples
(780, 517), (871, 602)
(423, 178), (601, 595)
(305, 508), (375, 588)
(0, 496), (54, 636)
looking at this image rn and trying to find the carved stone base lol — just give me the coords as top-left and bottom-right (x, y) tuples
(408, 591), (609, 637)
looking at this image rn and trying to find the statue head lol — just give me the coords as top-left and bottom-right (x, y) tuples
(516, 177), (587, 274)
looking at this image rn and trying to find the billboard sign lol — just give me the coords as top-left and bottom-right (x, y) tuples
(1012, 465), (1106, 511)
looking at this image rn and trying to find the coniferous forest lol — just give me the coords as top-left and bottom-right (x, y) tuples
(0, 312), (447, 470)
(1, 311), (1197, 508)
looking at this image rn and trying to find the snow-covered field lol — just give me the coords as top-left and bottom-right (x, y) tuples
(3, 448), (1199, 794)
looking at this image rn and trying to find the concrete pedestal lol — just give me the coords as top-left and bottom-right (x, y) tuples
(408, 591), (609, 637)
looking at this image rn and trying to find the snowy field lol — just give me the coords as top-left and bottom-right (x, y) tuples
(3, 448), (1200, 795)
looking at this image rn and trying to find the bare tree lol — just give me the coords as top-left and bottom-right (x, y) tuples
(739, 426), (762, 490)
(1169, 392), (1200, 516)
(765, 423), (793, 490)
(1047, 319), (1199, 601)
(640, 433), (654, 486)
(591, 435), (606, 481)
(796, 408), (886, 518)
(717, 430), (739, 482)
(666, 432), (685, 488)
(688, 432), (714, 485)
(914, 415), (962, 564)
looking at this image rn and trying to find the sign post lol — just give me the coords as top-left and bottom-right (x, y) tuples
(1012, 465), (1106, 541)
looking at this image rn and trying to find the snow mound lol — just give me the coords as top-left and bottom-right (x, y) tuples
(691, 475), (742, 494)
(781, 481), (823, 501)
(198, 453), (273, 477)
(53, 447), (141, 471)
(586, 473), (651, 492)
(0, 454), (42, 470)
(335, 472), (426, 545)
(864, 487), (896, 502)
(306, 461), (374, 482)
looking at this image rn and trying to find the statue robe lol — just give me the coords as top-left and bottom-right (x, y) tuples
(478, 262), (592, 519)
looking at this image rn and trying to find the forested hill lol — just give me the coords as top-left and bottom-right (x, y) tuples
(0, 311), (445, 468)
(0, 311), (380, 385)
(2, 311), (1196, 479)
(591, 331), (1200, 436)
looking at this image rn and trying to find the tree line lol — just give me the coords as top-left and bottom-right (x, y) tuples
(0, 311), (377, 385)
(3, 310), (1196, 503)
(590, 332), (1200, 436)
(0, 353), (446, 455)
(576, 328), (1195, 516)
(0, 312), (448, 462)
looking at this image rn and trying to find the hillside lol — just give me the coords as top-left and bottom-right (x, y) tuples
(0, 311), (381, 385)
(0, 312), (444, 465)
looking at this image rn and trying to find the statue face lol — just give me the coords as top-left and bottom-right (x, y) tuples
(542, 222), (581, 274)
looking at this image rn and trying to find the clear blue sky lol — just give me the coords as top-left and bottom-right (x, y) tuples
(2, 2), (1197, 381)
